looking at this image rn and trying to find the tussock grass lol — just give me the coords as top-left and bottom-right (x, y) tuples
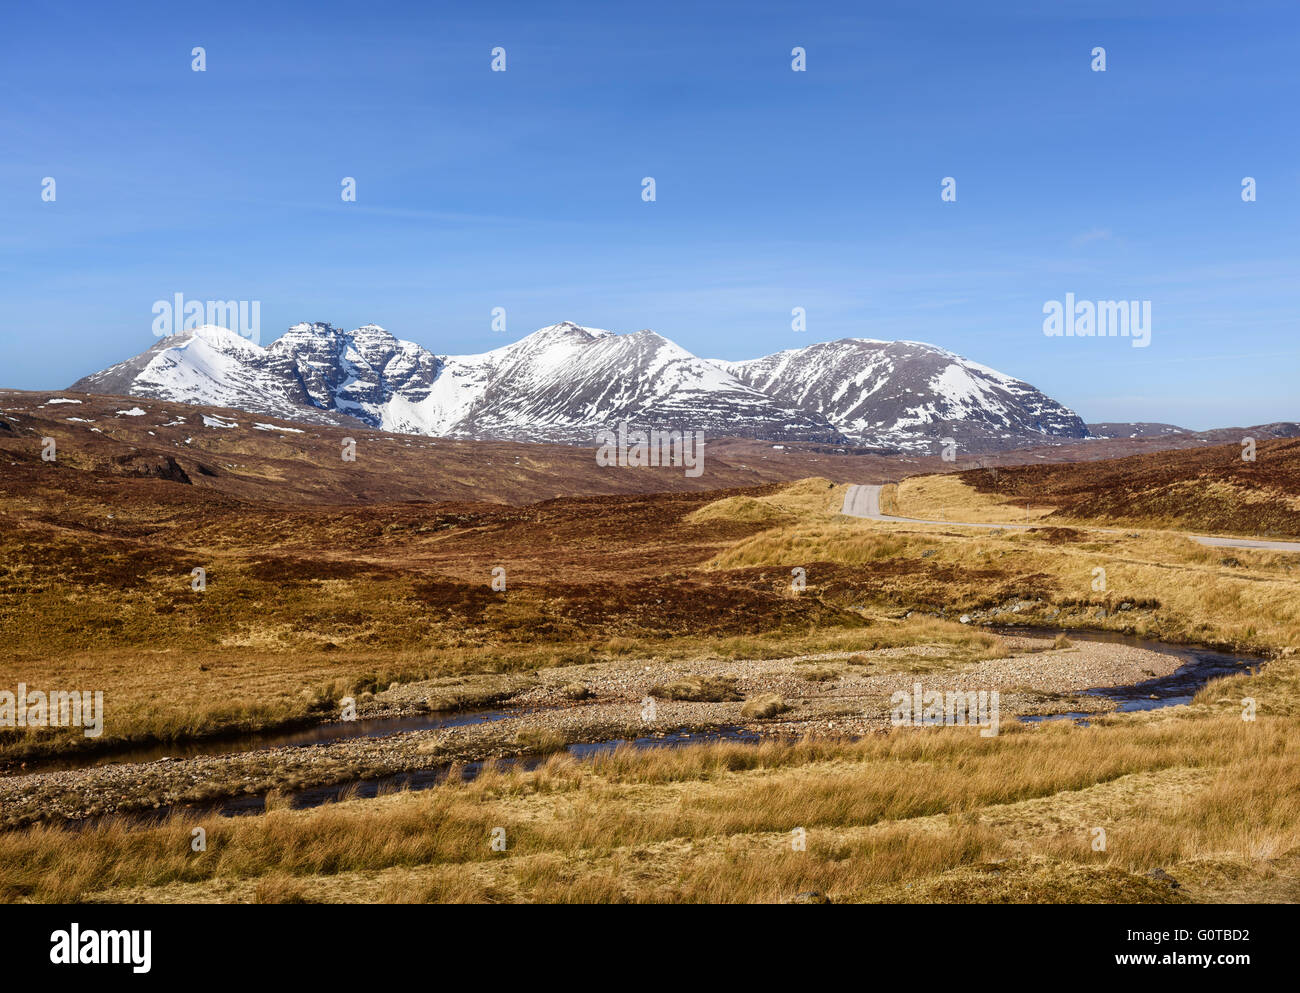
(797, 667), (840, 682)
(878, 483), (900, 516)
(252, 875), (313, 904)
(686, 496), (793, 526)
(895, 474), (1056, 524)
(648, 676), (742, 702)
(687, 478), (846, 525)
(515, 729), (567, 755)
(740, 693), (790, 718)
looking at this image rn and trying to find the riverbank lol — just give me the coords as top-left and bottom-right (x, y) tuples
(0, 631), (1253, 829)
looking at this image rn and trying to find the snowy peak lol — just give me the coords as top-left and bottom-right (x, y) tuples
(527, 320), (617, 341)
(179, 324), (267, 354)
(70, 326), (284, 417)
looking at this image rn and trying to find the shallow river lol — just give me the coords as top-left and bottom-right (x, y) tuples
(19, 629), (1264, 826)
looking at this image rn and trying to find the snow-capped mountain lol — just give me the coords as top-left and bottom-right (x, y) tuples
(70, 322), (1088, 452)
(715, 339), (1088, 452)
(70, 322), (844, 444)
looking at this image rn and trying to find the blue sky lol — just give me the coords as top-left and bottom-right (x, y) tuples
(1, 0), (1296, 428)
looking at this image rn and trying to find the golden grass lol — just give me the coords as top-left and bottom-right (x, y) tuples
(686, 477), (847, 525)
(878, 482), (900, 516)
(740, 693), (789, 718)
(649, 675), (742, 702)
(686, 496), (794, 526)
(700, 510), (1300, 652)
(895, 474), (1056, 524)
(4, 664), (1294, 903)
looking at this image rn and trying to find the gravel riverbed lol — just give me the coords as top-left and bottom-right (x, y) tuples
(0, 633), (1186, 828)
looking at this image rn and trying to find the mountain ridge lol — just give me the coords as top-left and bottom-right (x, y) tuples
(70, 321), (1090, 453)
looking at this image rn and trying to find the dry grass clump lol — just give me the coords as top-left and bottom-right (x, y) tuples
(740, 693), (790, 719)
(1033, 527), (1088, 544)
(560, 683), (592, 700)
(878, 483), (900, 516)
(688, 478), (846, 525)
(1053, 634), (1074, 649)
(798, 667), (840, 682)
(515, 729), (567, 755)
(648, 676), (742, 702)
(252, 875), (313, 904)
(687, 496), (793, 526)
(896, 474), (1055, 524)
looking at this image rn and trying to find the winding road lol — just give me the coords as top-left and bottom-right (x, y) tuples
(840, 483), (1300, 553)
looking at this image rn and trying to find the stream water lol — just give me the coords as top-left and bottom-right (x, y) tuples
(1002, 628), (1259, 723)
